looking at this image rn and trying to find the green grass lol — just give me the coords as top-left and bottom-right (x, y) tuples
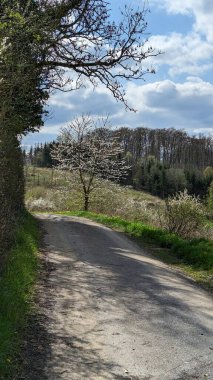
(0, 212), (39, 379)
(57, 211), (213, 289)
(206, 219), (213, 228)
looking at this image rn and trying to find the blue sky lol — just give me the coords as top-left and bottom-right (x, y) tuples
(23, 0), (213, 148)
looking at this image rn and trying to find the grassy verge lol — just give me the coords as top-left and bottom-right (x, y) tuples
(0, 212), (39, 379)
(57, 211), (213, 290)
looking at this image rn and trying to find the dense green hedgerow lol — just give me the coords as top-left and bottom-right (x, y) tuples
(0, 212), (39, 379)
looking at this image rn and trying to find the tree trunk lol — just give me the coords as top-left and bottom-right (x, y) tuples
(84, 194), (89, 211)
(0, 126), (25, 257)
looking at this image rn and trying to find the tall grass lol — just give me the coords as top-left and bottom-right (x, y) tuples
(0, 212), (39, 379)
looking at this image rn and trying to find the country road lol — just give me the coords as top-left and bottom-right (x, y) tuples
(23, 214), (213, 380)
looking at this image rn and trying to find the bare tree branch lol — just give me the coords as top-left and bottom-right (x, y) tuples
(38, 0), (160, 109)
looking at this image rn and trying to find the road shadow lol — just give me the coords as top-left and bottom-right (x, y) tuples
(45, 216), (212, 337)
(19, 226), (139, 380)
(18, 251), (55, 380)
(20, 215), (213, 379)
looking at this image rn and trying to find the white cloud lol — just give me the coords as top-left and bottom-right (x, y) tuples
(193, 128), (213, 137)
(149, 32), (213, 77)
(49, 94), (75, 110)
(142, 1), (213, 79)
(150, 0), (213, 42)
(124, 77), (213, 130)
(46, 84), (120, 121)
(22, 76), (213, 147)
(39, 124), (64, 135)
(38, 77), (213, 135)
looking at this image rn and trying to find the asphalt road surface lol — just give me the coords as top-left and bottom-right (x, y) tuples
(33, 214), (213, 380)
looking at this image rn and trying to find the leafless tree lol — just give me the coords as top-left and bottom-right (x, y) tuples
(51, 114), (129, 210)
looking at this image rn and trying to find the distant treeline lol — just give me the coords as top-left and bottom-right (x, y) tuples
(117, 127), (213, 170)
(24, 127), (213, 199)
(116, 127), (213, 198)
(23, 142), (55, 168)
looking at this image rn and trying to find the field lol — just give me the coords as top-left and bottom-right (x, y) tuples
(25, 166), (165, 228)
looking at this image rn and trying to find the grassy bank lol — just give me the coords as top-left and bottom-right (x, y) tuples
(25, 167), (164, 228)
(57, 211), (213, 289)
(25, 167), (213, 241)
(0, 212), (39, 379)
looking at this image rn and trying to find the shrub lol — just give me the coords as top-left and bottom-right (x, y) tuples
(26, 197), (55, 211)
(163, 190), (205, 239)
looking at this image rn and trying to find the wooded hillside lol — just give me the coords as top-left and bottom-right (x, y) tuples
(26, 126), (213, 199)
(117, 127), (213, 170)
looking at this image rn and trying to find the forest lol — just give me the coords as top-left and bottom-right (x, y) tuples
(26, 126), (213, 199)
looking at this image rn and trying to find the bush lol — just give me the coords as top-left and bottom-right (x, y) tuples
(26, 197), (55, 211)
(163, 190), (205, 239)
